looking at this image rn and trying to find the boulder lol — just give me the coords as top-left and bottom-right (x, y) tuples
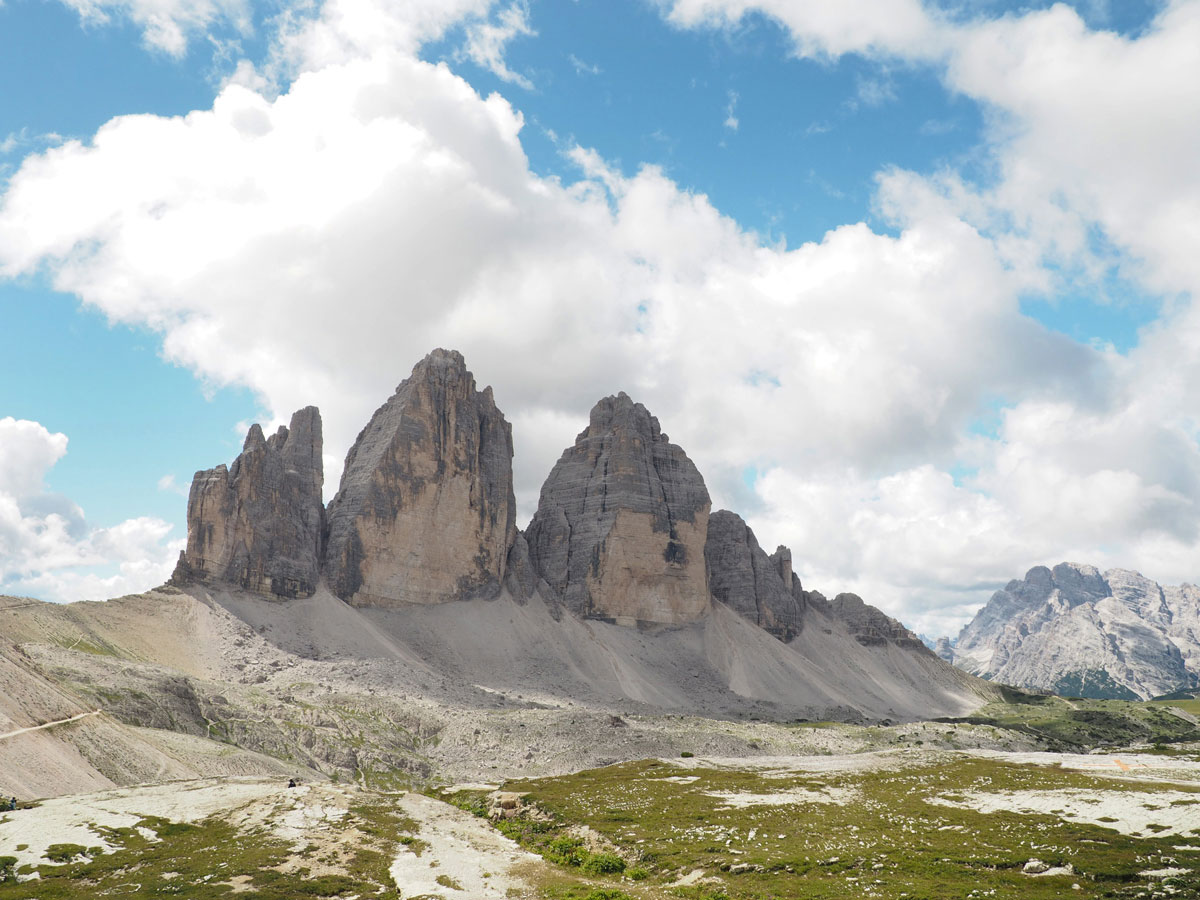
(525, 393), (711, 624)
(323, 349), (517, 607)
(172, 406), (324, 598)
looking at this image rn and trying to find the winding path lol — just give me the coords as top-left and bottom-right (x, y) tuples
(0, 710), (102, 741)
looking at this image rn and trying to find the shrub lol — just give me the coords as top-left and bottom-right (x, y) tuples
(581, 852), (626, 875)
(44, 844), (89, 863)
(545, 835), (586, 867)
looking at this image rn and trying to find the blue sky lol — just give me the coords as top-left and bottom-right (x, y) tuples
(0, 0), (1196, 636)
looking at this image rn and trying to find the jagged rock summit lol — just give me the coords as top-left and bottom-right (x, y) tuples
(947, 562), (1200, 699)
(172, 406), (324, 598)
(170, 349), (961, 710)
(324, 349), (517, 607)
(57, 347), (990, 759)
(704, 510), (807, 640)
(526, 392), (712, 625)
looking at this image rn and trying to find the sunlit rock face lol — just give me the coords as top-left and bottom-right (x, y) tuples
(173, 406), (325, 599)
(323, 349), (517, 607)
(526, 392), (711, 625)
(951, 563), (1200, 699)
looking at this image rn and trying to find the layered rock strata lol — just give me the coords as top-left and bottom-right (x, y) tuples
(704, 510), (805, 640)
(949, 563), (1200, 699)
(525, 393), (711, 624)
(323, 349), (517, 607)
(172, 407), (324, 598)
(830, 593), (930, 652)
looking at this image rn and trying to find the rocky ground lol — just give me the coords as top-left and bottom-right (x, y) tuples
(1, 581), (994, 802)
(1, 580), (1198, 898)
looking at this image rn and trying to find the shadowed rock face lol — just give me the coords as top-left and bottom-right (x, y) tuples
(173, 407), (324, 599)
(830, 593), (930, 652)
(323, 349), (517, 607)
(705, 510), (804, 640)
(526, 393), (711, 624)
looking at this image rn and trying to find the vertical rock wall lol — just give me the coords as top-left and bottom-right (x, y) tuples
(322, 349), (517, 607)
(173, 406), (324, 598)
(526, 393), (711, 624)
(704, 510), (804, 640)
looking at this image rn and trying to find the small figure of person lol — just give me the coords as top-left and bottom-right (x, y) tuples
(7, 797), (15, 811)
(287, 778), (296, 788)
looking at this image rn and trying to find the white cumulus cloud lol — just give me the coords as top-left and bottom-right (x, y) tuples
(3, 0), (1199, 634)
(0, 418), (180, 602)
(57, 0), (253, 56)
(461, 1), (535, 88)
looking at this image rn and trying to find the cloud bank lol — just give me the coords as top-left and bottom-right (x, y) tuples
(4, 0), (1199, 635)
(0, 418), (181, 603)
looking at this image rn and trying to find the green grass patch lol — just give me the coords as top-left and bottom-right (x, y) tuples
(42, 844), (92, 863)
(942, 695), (1200, 749)
(0, 797), (425, 900)
(491, 754), (1200, 899)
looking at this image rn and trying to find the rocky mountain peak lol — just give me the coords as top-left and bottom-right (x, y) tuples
(770, 546), (793, 590)
(1023, 565), (1053, 588)
(704, 510), (803, 640)
(949, 561), (1199, 699)
(323, 349), (517, 607)
(830, 593), (929, 651)
(1050, 562), (1107, 601)
(582, 391), (666, 441)
(172, 406), (325, 599)
(525, 393), (711, 624)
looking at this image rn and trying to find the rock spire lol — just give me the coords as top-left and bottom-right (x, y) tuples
(323, 349), (517, 607)
(704, 510), (805, 640)
(525, 393), (711, 624)
(172, 406), (324, 598)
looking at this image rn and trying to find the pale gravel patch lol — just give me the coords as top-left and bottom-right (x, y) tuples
(671, 867), (723, 887)
(1141, 867), (1191, 877)
(441, 782), (500, 794)
(927, 788), (1200, 837)
(963, 748), (1200, 784)
(389, 791), (543, 899)
(0, 777), (281, 869)
(664, 749), (911, 776)
(706, 786), (859, 808)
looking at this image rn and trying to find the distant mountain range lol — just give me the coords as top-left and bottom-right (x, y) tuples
(167, 347), (978, 722)
(942, 563), (1200, 699)
(0, 349), (989, 799)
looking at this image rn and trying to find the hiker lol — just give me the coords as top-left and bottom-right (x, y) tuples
(287, 778), (296, 788)
(7, 797), (15, 811)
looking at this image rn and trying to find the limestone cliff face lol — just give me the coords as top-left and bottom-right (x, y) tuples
(705, 510), (805, 640)
(830, 593), (930, 652)
(323, 349), (517, 607)
(526, 393), (711, 624)
(173, 407), (324, 599)
(950, 563), (1200, 699)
